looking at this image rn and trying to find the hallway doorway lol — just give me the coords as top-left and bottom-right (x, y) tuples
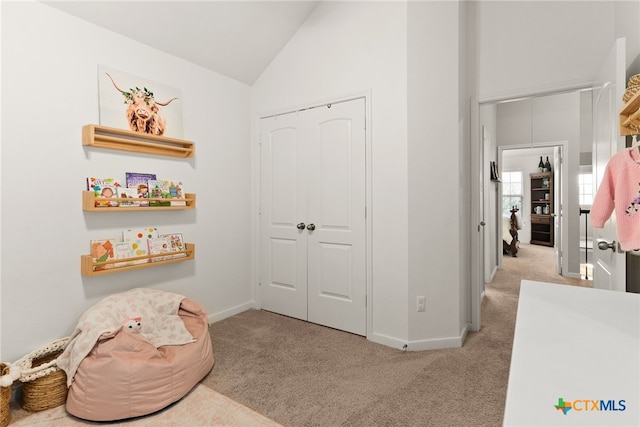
(498, 144), (566, 277)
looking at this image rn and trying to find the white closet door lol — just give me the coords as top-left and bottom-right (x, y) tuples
(306, 99), (366, 335)
(259, 98), (366, 336)
(259, 112), (308, 320)
(592, 38), (626, 292)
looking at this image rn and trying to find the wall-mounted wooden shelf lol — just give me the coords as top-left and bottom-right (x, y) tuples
(81, 243), (195, 277)
(620, 90), (640, 136)
(82, 191), (196, 211)
(82, 124), (195, 158)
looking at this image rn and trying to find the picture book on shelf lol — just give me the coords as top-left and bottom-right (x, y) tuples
(90, 238), (118, 271)
(125, 172), (156, 206)
(122, 227), (159, 265)
(87, 177), (121, 207)
(113, 242), (134, 268)
(116, 187), (140, 207)
(168, 180), (187, 206)
(160, 233), (187, 258)
(147, 237), (173, 262)
(147, 179), (171, 206)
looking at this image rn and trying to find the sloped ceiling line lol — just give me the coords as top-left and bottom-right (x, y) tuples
(44, 1), (321, 85)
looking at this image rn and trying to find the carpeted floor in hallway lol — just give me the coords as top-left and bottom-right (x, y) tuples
(202, 243), (590, 427)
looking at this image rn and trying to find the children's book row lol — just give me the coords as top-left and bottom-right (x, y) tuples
(87, 173), (186, 207)
(91, 227), (186, 271)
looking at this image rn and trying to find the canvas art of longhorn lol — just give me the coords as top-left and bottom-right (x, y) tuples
(106, 72), (177, 136)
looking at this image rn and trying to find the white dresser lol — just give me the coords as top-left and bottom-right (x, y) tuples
(503, 280), (640, 426)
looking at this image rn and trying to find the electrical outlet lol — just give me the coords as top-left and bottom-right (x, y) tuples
(417, 296), (426, 312)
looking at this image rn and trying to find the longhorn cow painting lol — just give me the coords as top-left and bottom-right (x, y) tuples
(98, 66), (183, 138)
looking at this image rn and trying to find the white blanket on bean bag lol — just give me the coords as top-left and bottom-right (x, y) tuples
(57, 288), (195, 386)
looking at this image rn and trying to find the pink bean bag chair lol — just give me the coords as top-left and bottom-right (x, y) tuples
(59, 290), (214, 421)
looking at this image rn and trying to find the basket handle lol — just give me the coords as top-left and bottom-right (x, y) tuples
(19, 359), (58, 378)
(14, 337), (70, 383)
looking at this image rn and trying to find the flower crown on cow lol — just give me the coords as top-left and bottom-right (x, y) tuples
(105, 72), (176, 109)
(121, 87), (155, 106)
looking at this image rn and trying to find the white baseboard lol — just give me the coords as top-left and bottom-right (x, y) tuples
(367, 332), (407, 350)
(563, 272), (582, 280)
(368, 328), (467, 352)
(211, 306), (467, 353)
(489, 265), (498, 282)
(405, 332), (466, 352)
(460, 323), (469, 345)
(208, 301), (255, 324)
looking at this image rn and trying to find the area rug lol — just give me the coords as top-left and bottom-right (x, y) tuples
(11, 384), (282, 426)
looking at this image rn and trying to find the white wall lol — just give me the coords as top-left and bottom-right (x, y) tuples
(407, 1), (466, 345)
(477, 1), (615, 101)
(614, 1), (640, 75)
(0, 2), (253, 361)
(252, 1), (410, 346)
(459, 0), (475, 334)
(0, 0), (3, 361)
(580, 91), (594, 158)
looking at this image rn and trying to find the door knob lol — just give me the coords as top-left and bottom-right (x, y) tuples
(597, 240), (616, 252)
(480, 221), (486, 226)
(307, 223), (316, 231)
(297, 223), (306, 230)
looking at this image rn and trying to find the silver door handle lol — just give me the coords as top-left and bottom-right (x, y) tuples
(307, 223), (316, 231)
(297, 223), (306, 230)
(597, 240), (616, 252)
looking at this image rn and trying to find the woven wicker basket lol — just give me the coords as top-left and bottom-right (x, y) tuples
(624, 74), (640, 102)
(1, 363), (11, 427)
(16, 338), (69, 412)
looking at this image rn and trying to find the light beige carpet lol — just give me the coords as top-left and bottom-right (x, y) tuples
(10, 384), (282, 427)
(11, 243), (588, 427)
(202, 243), (591, 427)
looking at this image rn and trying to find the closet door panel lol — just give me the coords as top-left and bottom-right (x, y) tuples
(307, 99), (366, 336)
(318, 118), (352, 228)
(270, 131), (298, 225)
(317, 242), (353, 300)
(259, 116), (308, 321)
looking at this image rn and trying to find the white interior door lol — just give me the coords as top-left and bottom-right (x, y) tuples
(592, 37), (627, 292)
(553, 147), (562, 275)
(482, 128), (490, 284)
(469, 115), (485, 332)
(259, 112), (308, 320)
(260, 98), (367, 335)
(307, 100), (366, 335)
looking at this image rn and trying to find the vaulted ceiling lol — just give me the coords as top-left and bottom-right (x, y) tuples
(44, 1), (321, 85)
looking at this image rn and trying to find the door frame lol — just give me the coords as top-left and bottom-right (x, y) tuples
(255, 90), (373, 337)
(591, 37), (627, 292)
(497, 142), (568, 274)
(470, 90), (580, 335)
(469, 97), (483, 332)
